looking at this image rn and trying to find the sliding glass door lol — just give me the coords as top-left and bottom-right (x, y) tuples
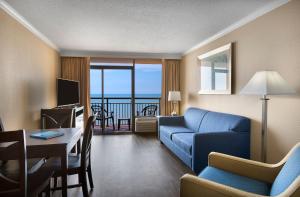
(135, 63), (162, 116)
(90, 62), (134, 134)
(103, 69), (132, 132)
(90, 58), (163, 134)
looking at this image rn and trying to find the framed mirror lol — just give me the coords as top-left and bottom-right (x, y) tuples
(198, 43), (232, 94)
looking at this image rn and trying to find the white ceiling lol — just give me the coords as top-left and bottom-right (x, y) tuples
(2, 0), (286, 57)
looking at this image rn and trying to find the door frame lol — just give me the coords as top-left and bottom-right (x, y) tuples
(90, 63), (136, 132)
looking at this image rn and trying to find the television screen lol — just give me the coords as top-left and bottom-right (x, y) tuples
(57, 78), (80, 106)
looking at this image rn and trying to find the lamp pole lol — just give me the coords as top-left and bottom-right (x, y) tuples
(240, 71), (295, 163)
(261, 95), (269, 162)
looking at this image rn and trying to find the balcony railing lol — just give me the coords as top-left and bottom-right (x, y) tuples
(90, 97), (160, 126)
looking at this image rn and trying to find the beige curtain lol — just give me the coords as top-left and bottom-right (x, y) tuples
(161, 59), (181, 116)
(61, 57), (91, 125)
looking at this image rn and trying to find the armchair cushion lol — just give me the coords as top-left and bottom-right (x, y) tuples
(199, 167), (271, 195)
(160, 126), (194, 140)
(172, 133), (194, 155)
(270, 147), (300, 196)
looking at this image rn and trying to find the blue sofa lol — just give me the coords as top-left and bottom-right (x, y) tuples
(158, 107), (250, 174)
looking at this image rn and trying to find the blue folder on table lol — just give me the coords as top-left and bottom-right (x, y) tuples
(30, 131), (64, 140)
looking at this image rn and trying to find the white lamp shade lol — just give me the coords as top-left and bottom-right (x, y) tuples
(168, 91), (181, 101)
(240, 71), (295, 96)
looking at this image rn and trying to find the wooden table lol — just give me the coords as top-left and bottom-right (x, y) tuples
(26, 128), (81, 197)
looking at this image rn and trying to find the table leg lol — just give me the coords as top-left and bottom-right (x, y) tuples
(118, 119), (120, 130)
(128, 119), (131, 130)
(61, 149), (68, 197)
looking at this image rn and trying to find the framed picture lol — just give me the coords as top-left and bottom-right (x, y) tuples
(198, 43), (232, 94)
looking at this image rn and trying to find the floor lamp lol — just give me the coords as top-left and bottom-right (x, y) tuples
(240, 71), (295, 162)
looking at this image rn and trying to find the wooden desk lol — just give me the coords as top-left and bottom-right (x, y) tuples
(26, 128), (81, 197)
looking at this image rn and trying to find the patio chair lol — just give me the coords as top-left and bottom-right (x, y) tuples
(91, 105), (115, 130)
(137, 105), (158, 117)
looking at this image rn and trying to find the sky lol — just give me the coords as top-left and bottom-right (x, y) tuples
(90, 64), (162, 96)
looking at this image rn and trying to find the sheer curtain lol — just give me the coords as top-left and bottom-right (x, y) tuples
(61, 57), (91, 125)
(161, 59), (180, 115)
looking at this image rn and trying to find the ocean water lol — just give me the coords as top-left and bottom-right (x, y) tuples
(90, 94), (161, 103)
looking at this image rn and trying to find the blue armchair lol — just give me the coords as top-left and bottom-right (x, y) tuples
(181, 142), (300, 197)
(158, 107), (250, 174)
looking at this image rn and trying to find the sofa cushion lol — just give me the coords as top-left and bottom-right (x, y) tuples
(172, 133), (194, 155)
(199, 167), (270, 195)
(270, 146), (300, 196)
(160, 126), (194, 140)
(184, 108), (208, 132)
(198, 111), (250, 133)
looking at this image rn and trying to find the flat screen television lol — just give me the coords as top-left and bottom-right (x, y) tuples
(57, 78), (80, 106)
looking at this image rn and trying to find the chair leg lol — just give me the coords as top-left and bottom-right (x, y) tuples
(80, 172), (89, 197)
(112, 117), (115, 130)
(87, 164), (94, 189)
(100, 120), (104, 134)
(45, 182), (51, 197)
(53, 176), (58, 189)
(103, 118), (106, 129)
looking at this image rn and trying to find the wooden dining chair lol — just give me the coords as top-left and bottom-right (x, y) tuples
(0, 130), (54, 197)
(50, 115), (96, 197)
(0, 117), (4, 132)
(41, 108), (80, 155)
(0, 117), (5, 164)
(0, 118), (45, 169)
(41, 108), (74, 129)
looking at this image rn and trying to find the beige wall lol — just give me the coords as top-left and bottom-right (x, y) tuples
(0, 9), (60, 130)
(181, 0), (300, 163)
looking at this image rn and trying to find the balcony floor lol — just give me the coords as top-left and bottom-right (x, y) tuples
(93, 124), (132, 135)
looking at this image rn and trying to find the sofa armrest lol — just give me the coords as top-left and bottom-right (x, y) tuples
(180, 174), (261, 197)
(208, 152), (282, 183)
(157, 116), (185, 126)
(192, 131), (250, 174)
